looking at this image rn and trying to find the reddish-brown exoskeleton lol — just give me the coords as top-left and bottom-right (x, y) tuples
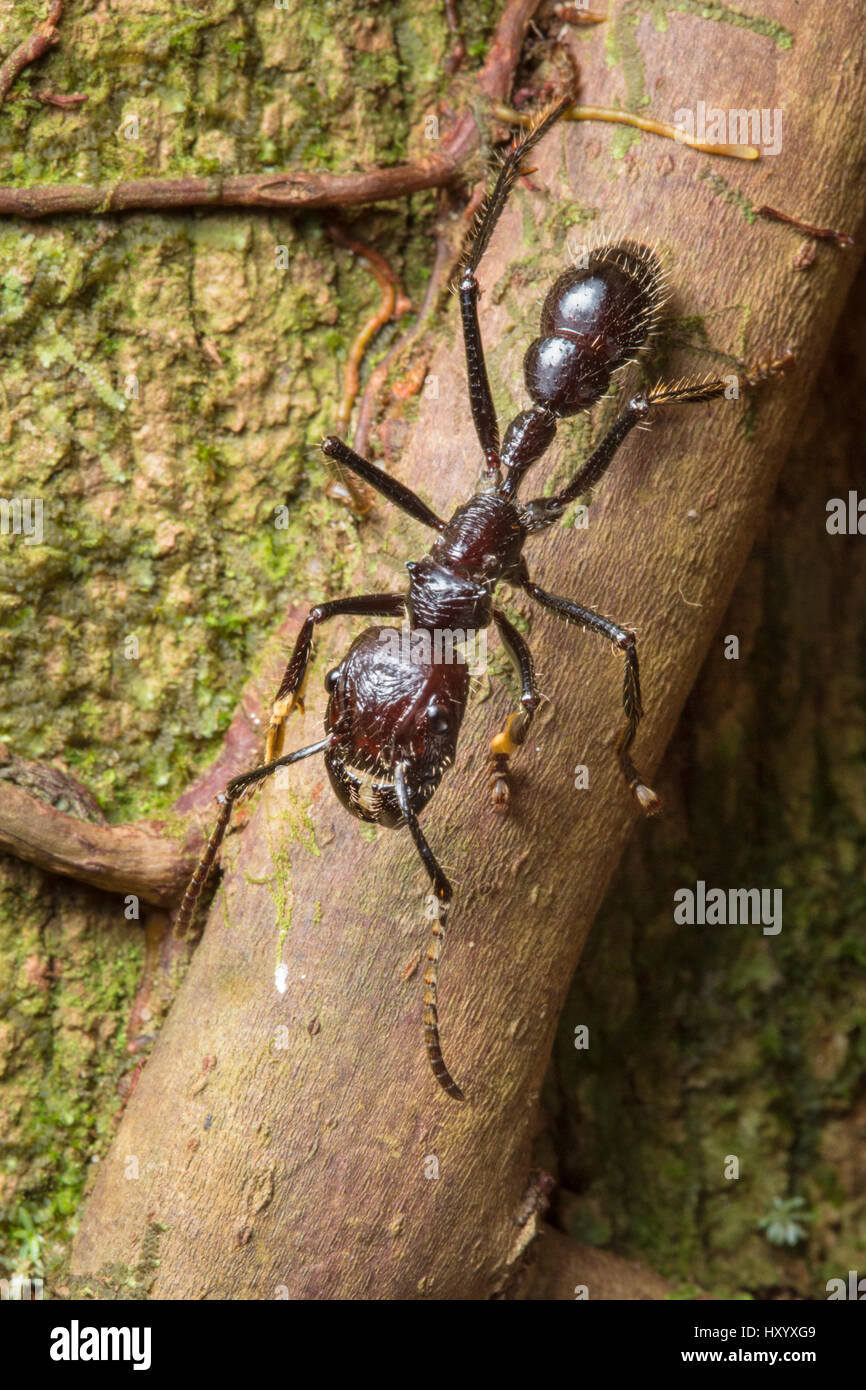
(175, 96), (791, 1102)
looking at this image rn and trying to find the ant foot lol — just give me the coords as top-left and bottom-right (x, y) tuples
(633, 780), (662, 816)
(489, 753), (511, 810)
(266, 692), (305, 763)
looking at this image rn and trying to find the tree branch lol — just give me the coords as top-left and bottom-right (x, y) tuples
(69, 0), (866, 1299)
(0, 612), (298, 905)
(0, 0), (63, 104)
(0, 783), (193, 908)
(0, 0), (759, 223)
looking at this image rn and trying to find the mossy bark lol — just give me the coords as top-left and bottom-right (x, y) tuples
(0, 0), (495, 1283)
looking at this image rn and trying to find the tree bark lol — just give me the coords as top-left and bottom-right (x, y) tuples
(35, 1), (866, 1297)
(544, 246), (866, 1297)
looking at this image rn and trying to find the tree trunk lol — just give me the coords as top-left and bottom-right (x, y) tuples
(1, 1), (863, 1298)
(64, 2), (865, 1298)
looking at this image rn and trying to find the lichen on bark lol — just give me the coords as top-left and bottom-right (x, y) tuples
(0, 0), (496, 1280)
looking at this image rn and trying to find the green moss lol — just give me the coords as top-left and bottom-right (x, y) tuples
(697, 167), (757, 225)
(669, 1), (793, 49)
(0, 859), (143, 1282)
(0, 0), (474, 1282)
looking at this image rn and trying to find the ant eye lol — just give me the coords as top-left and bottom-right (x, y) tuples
(427, 703), (450, 734)
(325, 665), (342, 692)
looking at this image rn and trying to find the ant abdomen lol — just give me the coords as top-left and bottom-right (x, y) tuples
(524, 242), (664, 416)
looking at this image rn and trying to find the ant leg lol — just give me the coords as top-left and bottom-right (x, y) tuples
(458, 258), (502, 474)
(460, 92), (574, 476)
(489, 607), (541, 809)
(321, 436), (446, 532)
(267, 592), (405, 761)
(523, 354), (795, 528)
(393, 761), (465, 1103)
(175, 737), (333, 938)
(459, 267), (499, 475)
(522, 579), (661, 816)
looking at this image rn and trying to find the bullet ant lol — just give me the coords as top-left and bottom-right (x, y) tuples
(175, 95), (792, 1101)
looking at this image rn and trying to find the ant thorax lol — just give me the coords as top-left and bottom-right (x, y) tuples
(427, 492), (527, 585)
(405, 554), (493, 632)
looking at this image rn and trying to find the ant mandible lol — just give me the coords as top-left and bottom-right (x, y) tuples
(175, 94), (791, 1102)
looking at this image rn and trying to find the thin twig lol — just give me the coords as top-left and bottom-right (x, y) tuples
(325, 223), (411, 513)
(352, 231), (453, 458)
(326, 222), (411, 442)
(0, 0), (543, 220)
(0, 0), (64, 104)
(491, 99), (760, 160)
(0, 160), (461, 220)
(552, 3), (608, 23)
(3, 88), (87, 106)
(353, 188), (483, 457)
(755, 204), (854, 248)
(17, 88), (87, 108)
